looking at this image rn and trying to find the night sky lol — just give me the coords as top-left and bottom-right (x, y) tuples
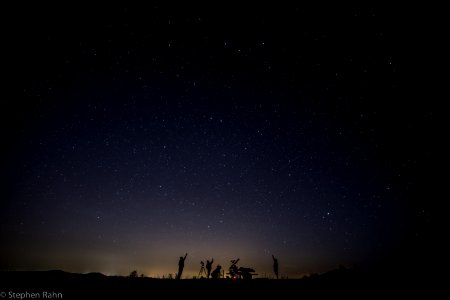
(1, 6), (435, 279)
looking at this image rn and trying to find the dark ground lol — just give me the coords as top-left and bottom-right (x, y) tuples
(0, 267), (434, 299)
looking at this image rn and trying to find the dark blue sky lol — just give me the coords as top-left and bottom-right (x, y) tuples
(1, 5), (434, 278)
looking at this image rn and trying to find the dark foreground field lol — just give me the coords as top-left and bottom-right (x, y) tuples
(0, 268), (427, 299)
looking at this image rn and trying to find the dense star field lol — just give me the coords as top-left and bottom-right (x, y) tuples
(1, 6), (434, 279)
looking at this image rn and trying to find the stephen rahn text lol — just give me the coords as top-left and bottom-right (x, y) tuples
(6, 291), (62, 299)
